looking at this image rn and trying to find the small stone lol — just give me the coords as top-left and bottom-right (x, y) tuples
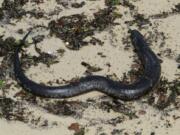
(65, 42), (69, 45)
(68, 123), (80, 132)
(138, 110), (146, 115)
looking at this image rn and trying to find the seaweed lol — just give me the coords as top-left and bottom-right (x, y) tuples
(19, 35), (60, 68)
(125, 14), (150, 29)
(150, 3), (180, 19)
(89, 37), (104, 46)
(111, 129), (124, 135)
(98, 98), (138, 119)
(0, 8), (4, 20)
(31, 0), (44, 4)
(21, 52), (59, 68)
(0, 0), (50, 21)
(81, 61), (102, 75)
(49, 14), (91, 49)
(56, 0), (69, 8)
(0, 36), (17, 56)
(146, 78), (180, 110)
(105, 0), (135, 10)
(71, 1), (85, 8)
(173, 3), (180, 12)
(1, 0), (28, 19)
(0, 36), (19, 82)
(105, 0), (121, 6)
(106, 117), (125, 126)
(176, 54), (180, 63)
(49, 7), (119, 49)
(26, 9), (45, 19)
(0, 97), (28, 122)
(41, 100), (88, 118)
(0, 80), (5, 89)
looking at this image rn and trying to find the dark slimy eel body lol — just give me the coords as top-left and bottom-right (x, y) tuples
(14, 30), (161, 100)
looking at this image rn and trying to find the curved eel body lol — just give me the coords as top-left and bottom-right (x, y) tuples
(14, 30), (161, 100)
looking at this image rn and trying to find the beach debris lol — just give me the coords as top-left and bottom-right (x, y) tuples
(146, 78), (179, 110)
(32, 35), (45, 44)
(42, 100), (88, 118)
(176, 54), (180, 63)
(0, 8), (3, 20)
(49, 7), (120, 49)
(97, 52), (106, 58)
(56, 48), (65, 56)
(150, 3), (180, 19)
(81, 61), (102, 75)
(105, 0), (135, 10)
(0, 36), (17, 56)
(90, 37), (104, 46)
(173, 3), (180, 12)
(71, 1), (85, 8)
(0, 80), (5, 89)
(111, 129), (124, 135)
(106, 116), (125, 126)
(98, 99), (138, 119)
(0, 97), (28, 122)
(0, 0), (28, 20)
(125, 14), (150, 28)
(105, 0), (121, 6)
(68, 123), (80, 131)
(56, 0), (69, 8)
(21, 52), (59, 68)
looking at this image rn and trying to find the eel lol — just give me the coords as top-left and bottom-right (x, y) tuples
(14, 30), (161, 100)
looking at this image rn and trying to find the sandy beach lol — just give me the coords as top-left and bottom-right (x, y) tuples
(0, 0), (179, 135)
